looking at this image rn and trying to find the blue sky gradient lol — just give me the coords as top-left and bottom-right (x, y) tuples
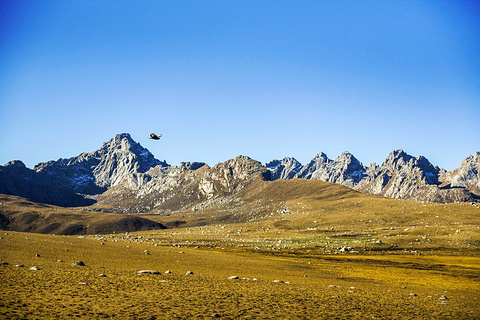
(1, 1), (479, 170)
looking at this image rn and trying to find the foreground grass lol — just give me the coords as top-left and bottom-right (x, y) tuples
(1, 229), (479, 319)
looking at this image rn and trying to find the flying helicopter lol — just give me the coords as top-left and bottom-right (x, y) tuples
(149, 133), (162, 140)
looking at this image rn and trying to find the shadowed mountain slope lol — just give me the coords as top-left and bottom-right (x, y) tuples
(0, 160), (94, 207)
(0, 194), (166, 235)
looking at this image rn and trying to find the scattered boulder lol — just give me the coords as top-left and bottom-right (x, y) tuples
(185, 271), (194, 275)
(15, 264), (24, 267)
(228, 276), (240, 280)
(137, 270), (160, 275)
(30, 266), (40, 270)
(72, 261), (85, 266)
(98, 274), (106, 277)
(211, 313), (221, 318)
(0, 261), (8, 265)
(165, 270), (171, 274)
(272, 280), (284, 283)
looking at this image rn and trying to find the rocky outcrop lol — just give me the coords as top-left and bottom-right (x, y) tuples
(440, 152), (480, 196)
(34, 133), (168, 194)
(321, 152), (366, 188)
(268, 152), (366, 188)
(355, 150), (438, 201)
(265, 157), (302, 180)
(96, 155), (269, 214)
(296, 152), (331, 179)
(354, 150), (477, 202)
(267, 149), (479, 203)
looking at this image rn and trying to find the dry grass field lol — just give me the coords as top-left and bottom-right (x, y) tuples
(1, 226), (479, 319)
(1, 179), (480, 319)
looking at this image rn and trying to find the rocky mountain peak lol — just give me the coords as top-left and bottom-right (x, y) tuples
(335, 152), (363, 168)
(462, 152), (480, 166)
(95, 132), (166, 175)
(448, 152), (480, 195)
(383, 149), (412, 168)
(265, 157), (302, 180)
(315, 152), (329, 160)
(4, 160), (26, 168)
(327, 152), (366, 187)
(382, 150), (438, 179)
(212, 156), (266, 180)
(33, 133), (167, 195)
(296, 152), (332, 179)
(354, 149), (446, 200)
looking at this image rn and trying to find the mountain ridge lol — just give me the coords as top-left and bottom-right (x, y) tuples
(266, 149), (478, 203)
(1, 133), (478, 209)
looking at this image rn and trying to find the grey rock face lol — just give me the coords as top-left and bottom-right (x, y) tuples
(354, 150), (476, 202)
(179, 162), (207, 171)
(34, 133), (168, 195)
(324, 152), (366, 188)
(446, 152), (480, 195)
(268, 149), (478, 203)
(296, 152), (331, 179)
(265, 157), (302, 180)
(354, 150), (433, 200)
(97, 155), (268, 214)
(270, 152), (366, 189)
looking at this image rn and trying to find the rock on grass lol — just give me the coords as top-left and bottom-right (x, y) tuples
(137, 270), (160, 275)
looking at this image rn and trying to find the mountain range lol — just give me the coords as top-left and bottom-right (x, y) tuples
(1, 133), (478, 212)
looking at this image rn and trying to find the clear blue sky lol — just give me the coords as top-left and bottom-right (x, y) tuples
(1, 1), (479, 170)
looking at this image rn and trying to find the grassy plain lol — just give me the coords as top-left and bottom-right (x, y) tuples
(1, 178), (480, 319)
(1, 225), (479, 319)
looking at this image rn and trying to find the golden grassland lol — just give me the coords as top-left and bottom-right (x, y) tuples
(1, 178), (480, 319)
(1, 223), (479, 319)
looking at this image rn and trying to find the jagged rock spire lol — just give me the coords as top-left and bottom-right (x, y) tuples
(34, 133), (168, 194)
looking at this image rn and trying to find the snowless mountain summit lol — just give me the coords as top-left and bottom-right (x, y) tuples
(441, 151), (480, 195)
(0, 133), (479, 208)
(34, 133), (168, 195)
(266, 149), (479, 203)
